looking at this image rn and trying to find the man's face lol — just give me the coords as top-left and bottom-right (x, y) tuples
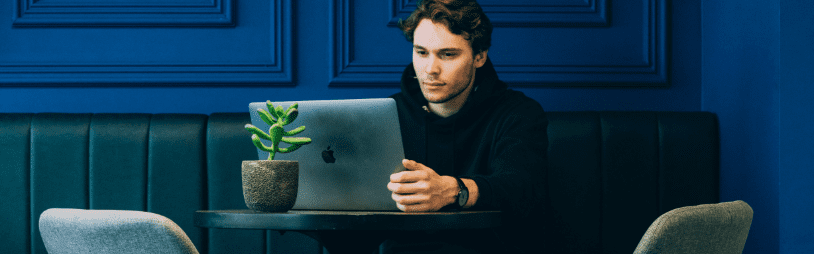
(412, 19), (487, 104)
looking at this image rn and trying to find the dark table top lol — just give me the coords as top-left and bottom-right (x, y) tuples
(194, 209), (502, 231)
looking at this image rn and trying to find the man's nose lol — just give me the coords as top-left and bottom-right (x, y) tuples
(424, 56), (441, 76)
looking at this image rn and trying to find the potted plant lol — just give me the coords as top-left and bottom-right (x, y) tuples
(242, 100), (311, 212)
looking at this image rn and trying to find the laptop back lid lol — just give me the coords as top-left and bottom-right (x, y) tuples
(248, 98), (404, 211)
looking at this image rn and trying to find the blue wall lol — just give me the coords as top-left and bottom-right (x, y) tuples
(702, 1), (779, 253)
(777, 1), (814, 253)
(0, 0), (698, 114)
(702, 0), (814, 254)
(2, 0), (812, 253)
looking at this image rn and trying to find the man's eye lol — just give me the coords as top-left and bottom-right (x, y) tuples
(416, 50), (427, 56)
(441, 53), (457, 59)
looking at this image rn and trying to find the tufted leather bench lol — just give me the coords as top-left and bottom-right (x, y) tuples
(0, 111), (718, 254)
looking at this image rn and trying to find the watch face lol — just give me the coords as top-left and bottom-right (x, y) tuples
(458, 191), (469, 207)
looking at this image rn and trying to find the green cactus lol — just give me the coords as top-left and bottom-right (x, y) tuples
(245, 101), (312, 160)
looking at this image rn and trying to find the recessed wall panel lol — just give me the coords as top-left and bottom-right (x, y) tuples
(14, 0), (235, 27)
(2, 0), (292, 86)
(332, 0), (667, 87)
(388, 0), (609, 27)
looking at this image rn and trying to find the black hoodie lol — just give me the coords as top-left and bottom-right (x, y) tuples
(389, 58), (548, 252)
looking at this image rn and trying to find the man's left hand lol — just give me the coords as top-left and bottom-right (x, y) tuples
(388, 159), (458, 212)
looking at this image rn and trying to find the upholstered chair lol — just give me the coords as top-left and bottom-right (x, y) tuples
(633, 200), (753, 254)
(39, 208), (199, 254)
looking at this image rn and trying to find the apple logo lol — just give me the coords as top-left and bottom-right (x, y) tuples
(321, 146), (336, 163)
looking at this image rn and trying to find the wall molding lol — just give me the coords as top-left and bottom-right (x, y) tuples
(13, 0), (235, 27)
(329, 0), (404, 86)
(387, 0), (609, 27)
(331, 0), (668, 87)
(1, 0), (292, 86)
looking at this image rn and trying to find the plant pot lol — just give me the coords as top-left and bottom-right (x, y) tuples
(242, 160), (299, 212)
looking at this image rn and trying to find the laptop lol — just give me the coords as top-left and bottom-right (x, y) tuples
(248, 98), (405, 211)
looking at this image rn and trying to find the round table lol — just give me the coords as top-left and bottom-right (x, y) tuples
(194, 209), (501, 254)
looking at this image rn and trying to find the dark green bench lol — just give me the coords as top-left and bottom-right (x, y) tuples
(0, 111), (718, 254)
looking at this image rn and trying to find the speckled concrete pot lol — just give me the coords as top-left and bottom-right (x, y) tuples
(242, 160), (298, 213)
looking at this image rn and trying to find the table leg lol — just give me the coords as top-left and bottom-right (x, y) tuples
(297, 230), (387, 254)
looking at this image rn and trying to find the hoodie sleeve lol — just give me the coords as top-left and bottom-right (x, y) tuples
(464, 99), (548, 219)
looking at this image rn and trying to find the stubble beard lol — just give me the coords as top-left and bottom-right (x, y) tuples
(420, 64), (476, 104)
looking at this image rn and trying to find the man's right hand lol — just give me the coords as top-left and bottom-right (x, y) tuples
(388, 159), (459, 212)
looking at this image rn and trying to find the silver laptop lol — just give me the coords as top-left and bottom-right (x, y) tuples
(248, 98), (404, 211)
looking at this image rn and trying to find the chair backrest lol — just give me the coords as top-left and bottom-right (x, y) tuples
(633, 200), (753, 254)
(39, 208), (199, 254)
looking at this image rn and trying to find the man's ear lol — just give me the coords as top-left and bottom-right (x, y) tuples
(474, 50), (488, 68)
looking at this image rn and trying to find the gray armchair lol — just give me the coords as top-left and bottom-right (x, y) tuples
(39, 208), (199, 254)
(633, 200), (753, 254)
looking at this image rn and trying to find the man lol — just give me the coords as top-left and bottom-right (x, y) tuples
(384, 0), (549, 253)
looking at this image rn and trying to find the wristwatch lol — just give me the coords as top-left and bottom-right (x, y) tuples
(451, 177), (469, 210)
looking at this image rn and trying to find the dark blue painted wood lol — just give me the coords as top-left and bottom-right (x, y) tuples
(332, 0), (667, 87)
(777, 1), (814, 253)
(3, 0), (291, 85)
(2, 0), (663, 87)
(14, 0), (235, 27)
(388, 0), (609, 27)
(702, 1), (781, 254)
(329, 0), (412, 86)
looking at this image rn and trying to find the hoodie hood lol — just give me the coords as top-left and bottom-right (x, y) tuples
(398, 57), (507, 121)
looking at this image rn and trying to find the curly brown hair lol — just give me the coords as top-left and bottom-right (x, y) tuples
(398, 0), (492, 55)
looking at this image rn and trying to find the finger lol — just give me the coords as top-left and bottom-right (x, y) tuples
(391, 193), (429, 205)
(390, 172), (408, 182)
(388, 182), (417, 193)
(402, 159), (430, 171)
(390, 170), (428, 183)
(396, 203), (408, 212)
(392, 163), (408, 174)
(388, 182), (428, 194)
